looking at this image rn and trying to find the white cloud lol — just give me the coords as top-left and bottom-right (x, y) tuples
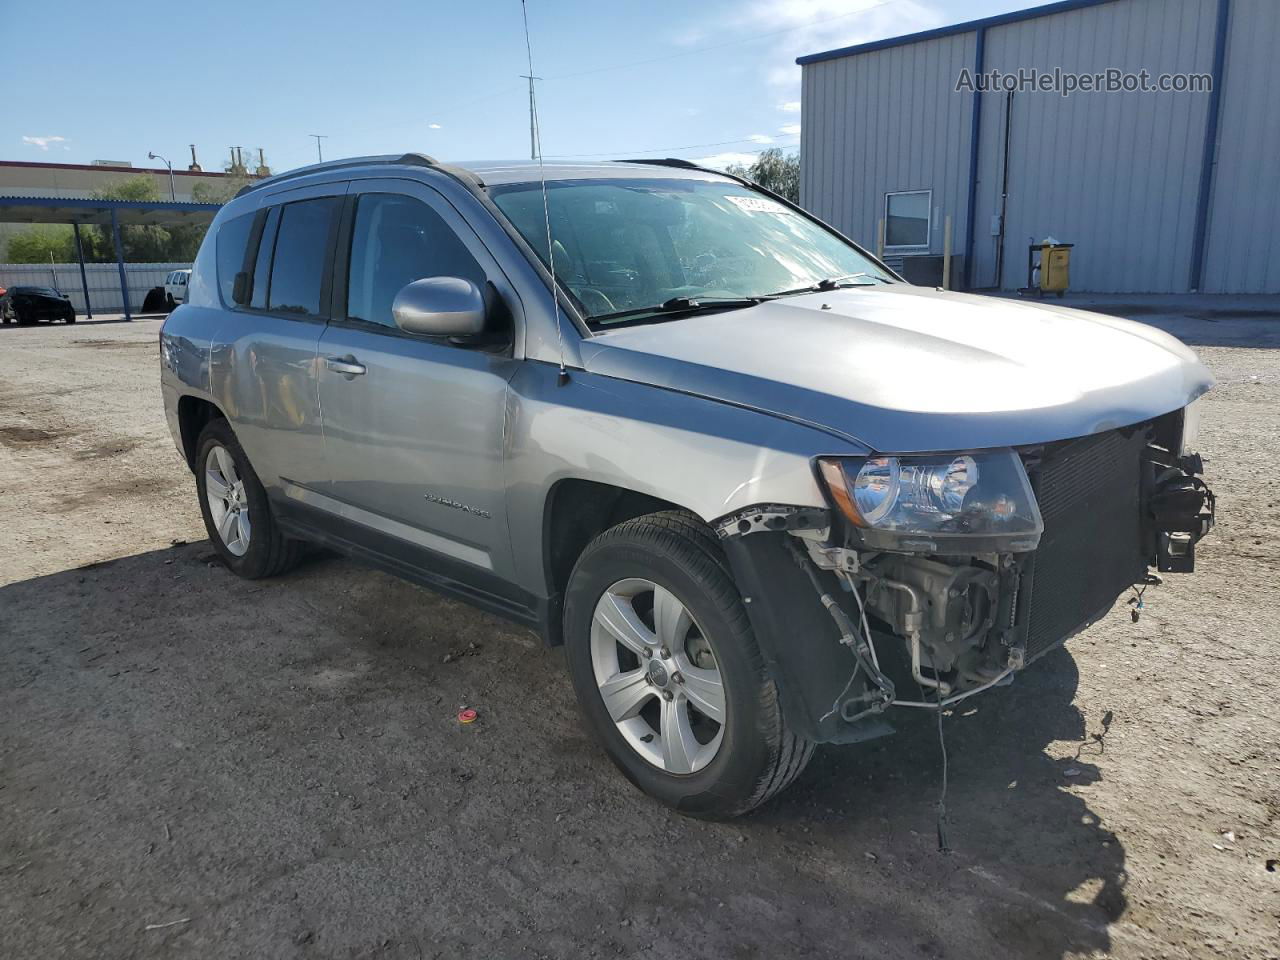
(695, 151), (761, 170)
(23, 135), (68, 151)
(779, 123), (802, 135)
(747, 133), (774, 144)
(428, 123), (442, 129)
(778, 100), (801, 113)
(684, 0), (941, 97)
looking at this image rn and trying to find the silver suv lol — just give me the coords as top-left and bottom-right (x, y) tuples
(160, 154), (1215, 817)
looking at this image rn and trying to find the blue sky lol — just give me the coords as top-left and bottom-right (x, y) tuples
(10, 0), (1029, 174)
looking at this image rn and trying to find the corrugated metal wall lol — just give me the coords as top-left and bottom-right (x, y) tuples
(800, 31), (976, 256)
(973, 0), (1217, 292)
(0, 262), (191, 313)
(1200, 0), (1280, 293)
(800, 0), (1280, 294)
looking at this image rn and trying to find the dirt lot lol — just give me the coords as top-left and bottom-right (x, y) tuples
(2, 309), (1278, 959)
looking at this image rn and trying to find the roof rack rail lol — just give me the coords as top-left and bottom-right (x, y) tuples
(616, 157), (703, 170)
(235, 153), (439, 198)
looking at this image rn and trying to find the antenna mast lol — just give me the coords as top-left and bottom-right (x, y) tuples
(520, 0), (568, 384)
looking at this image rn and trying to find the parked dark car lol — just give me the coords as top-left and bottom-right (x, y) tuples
(1, 286), (76, 325)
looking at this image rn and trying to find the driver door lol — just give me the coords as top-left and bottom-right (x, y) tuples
(313, 179), (520, 581)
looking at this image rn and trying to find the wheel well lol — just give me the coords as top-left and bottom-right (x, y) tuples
(177, 396), (225, 471)
(542, 480), (693, 642)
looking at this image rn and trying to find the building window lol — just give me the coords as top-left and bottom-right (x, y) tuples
(885, 190), (931, 250)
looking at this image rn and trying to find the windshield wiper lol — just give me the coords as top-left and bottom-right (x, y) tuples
(764, 272), (890, 299)
(591, 295), (764, 326)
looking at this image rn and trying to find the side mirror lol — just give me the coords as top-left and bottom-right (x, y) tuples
(392, 277), (487, 337)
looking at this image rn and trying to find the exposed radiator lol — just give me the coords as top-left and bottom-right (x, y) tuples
(1021, 428), (1150, 661)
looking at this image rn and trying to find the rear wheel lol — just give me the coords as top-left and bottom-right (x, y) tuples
(194, 418), (302, 579)
(564, 511), (813, 818)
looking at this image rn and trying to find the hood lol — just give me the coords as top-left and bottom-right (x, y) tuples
(578, 285), (1214, 453)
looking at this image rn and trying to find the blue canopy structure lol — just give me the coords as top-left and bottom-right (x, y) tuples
(0, 196), (221, 320)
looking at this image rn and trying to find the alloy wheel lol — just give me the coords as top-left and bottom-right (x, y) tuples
(204, 444), (251, 557)
(589, 577), (726, 774)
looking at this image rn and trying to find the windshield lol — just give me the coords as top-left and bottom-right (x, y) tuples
(490, 178), (892, 326)
(14, 287), (60, 297)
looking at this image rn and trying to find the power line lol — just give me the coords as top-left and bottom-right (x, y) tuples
(547, 133), (799, 160)
(352, 0), (896, 144)
(541, 0), (898, 82)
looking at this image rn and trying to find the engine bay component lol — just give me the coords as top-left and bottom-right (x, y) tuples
(1147, 465), (1215, 572)
(714, 503), (830, 539)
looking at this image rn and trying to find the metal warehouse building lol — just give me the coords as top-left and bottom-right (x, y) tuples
(797, 0), (1279, 293)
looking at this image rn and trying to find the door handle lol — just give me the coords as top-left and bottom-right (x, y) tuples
(325, 356), (366, 378)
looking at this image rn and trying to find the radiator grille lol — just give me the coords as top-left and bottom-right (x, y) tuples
(1022, 429), (1149, 661)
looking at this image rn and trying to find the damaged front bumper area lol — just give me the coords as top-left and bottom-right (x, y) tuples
(715, 409), (1216, 745)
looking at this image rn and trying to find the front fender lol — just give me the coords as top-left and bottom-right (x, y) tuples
(503, 362), (867, 595)
(720, 530), (894, 745)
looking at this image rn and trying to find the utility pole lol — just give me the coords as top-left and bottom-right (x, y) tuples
(309, 134), (328, 163)
(519, 75), (540, 160)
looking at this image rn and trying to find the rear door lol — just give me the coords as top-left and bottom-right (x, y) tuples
(313, 178), (520, 580)
(211, 182), (346, 498)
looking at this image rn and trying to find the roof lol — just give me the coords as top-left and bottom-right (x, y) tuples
(0, 195), (222, 227)
(797, 0), (1119, 65)
(239, 153), (733, 196)
(457, 159), (732, 186)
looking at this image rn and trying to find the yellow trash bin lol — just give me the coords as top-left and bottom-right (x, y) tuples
(1021, 242), (1074, 298)
(1040, 243), (1072, 296)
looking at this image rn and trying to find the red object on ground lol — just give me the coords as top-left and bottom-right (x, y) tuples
(457, 708), (478, 724)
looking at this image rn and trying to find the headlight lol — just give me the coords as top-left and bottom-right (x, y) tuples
(818, 449), (1043, 553)
(1180, 395), (1205, 457)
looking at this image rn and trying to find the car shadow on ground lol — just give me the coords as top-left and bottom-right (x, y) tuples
(761, 644), (1127, 955)
(2, 544), (1127, 959)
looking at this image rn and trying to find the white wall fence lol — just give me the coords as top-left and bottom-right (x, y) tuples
(0, 262), (193, 314)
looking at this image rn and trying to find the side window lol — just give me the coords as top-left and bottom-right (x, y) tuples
(346, 193), (485, 327)
(250, 206), (280, 310)
(215, 212), (255, 305)
(266, 197), (340, 316)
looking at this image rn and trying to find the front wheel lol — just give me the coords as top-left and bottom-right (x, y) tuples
(564, 511), (813, 818)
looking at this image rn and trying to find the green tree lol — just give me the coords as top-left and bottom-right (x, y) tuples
(726, 148), (800, 204)
(85, 177), (175, 262)
(5, 225), (76, 263)
(191, 174), (254, 207)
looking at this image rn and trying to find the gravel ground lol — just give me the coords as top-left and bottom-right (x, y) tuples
(1, 310), (1278, 960)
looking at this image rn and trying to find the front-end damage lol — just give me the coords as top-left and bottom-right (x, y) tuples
(715, 407), (1216, 745)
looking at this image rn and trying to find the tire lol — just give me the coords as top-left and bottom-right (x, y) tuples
(563, 511), (813, 818)
(65, 313), (76, 324)
(194, 418), (303, 579)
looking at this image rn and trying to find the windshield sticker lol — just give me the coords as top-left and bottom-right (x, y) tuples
(725, 195), (798, 216)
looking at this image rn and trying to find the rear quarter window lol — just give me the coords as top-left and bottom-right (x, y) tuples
(215, 212), (255, 306)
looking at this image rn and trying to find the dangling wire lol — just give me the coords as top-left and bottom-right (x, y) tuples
(520, 0), (568, 384)
(920, 677), (953, 855)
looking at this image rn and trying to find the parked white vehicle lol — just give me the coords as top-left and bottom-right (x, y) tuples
(164, 269), (191, 308)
